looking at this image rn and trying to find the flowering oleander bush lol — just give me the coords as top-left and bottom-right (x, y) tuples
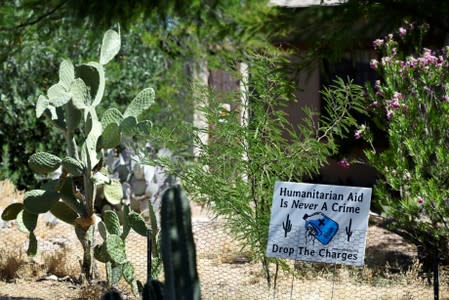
(361, 23), (449, 272)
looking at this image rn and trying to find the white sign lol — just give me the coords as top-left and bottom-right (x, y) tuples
(266, 181), (372, 266)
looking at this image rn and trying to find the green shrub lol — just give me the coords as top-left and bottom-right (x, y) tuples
(160, 51), (365, 284)
(361, 23), (449, 273)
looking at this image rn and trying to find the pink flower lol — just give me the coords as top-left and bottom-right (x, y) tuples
(443, 95), (449, 102)
(386, 92), (403, 110)
(393, 92), (403, 100)
(370, 59), (379, 69)
(337, 159), (350, 169)
(399, 27), (407, 37)
(419, 48), (438, 66)
(386, 109), (393, 120)
(391, 48), (397, 56)
(382, 56), (392, 65)
(389, 99), (401, 109)
(417, 196), (424, 205)
(373, 39), (384, 50)
(407, 57), (418, 68)
(354, 125), (366, 139)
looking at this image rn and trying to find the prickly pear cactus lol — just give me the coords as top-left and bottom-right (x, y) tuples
(28, 152), (62, 174)
(61, 157), (85, 176)
(23, 189), (59, 214)
(94, 208), (146, 294)
(1, 28), (156, 282)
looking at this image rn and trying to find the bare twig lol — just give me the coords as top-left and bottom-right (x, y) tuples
(0, 1), (68, 31)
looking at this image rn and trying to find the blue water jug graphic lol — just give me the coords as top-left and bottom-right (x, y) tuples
(303, 212), (339, 245)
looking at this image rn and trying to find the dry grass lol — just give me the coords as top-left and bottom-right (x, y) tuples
(76, 282), (110, 299)
(0, 179), (24, 206)
(43, 247), (80, 278)
(0, 249), (27, 281)
(0, 227), (34, 281)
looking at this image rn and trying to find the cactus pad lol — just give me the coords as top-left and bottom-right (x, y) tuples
(103, 179), (123, 205)
(1, 203), (24, 221)
(48, 106), (67, 131)
(47, 83), (71, 107)
(129, 212), (148, 237)
(81, 114), (102, 169)
(101, 108), (123, 128)
(94, 243), (111, 263)
(28, 152), (62, 174)
(105, 234), (127, 264)
(100, 29), (121, 65)
(119, 116), (138, 135)
(98, 221), (108, 240)
(123, 88), (155, 119)
(137, 120), (152, 135)
(75, 62), (105, 106)
(16, 210), (38, 233)
(59, 59), (75, 91)
(27, 232), (38, 257)
(65, 101), (82, 131)
(50, 201), (78, 225)
(122, 261), (135, 284)
(36, 95), (50, 118)
(101, 123), (121, 149)
(62, 157), (85, 176)
(59, 178), (85, 215)
(23, 189), (59, 214)
(103, 210), (121, 235)
(70, 78), (89, 110)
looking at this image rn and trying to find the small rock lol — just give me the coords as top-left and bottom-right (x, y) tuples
(37, 274), (58, 281)
(58, 275), (73, 282)
(42, 212), (59, 227)
(232, 256), (250, 264)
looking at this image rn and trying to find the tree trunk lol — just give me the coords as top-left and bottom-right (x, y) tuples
(76, 223), (96, 281)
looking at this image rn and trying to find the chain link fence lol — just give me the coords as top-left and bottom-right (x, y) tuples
(1, 209), (448, 299)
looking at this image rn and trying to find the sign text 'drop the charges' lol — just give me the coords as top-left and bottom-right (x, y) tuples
(266, 181), (372, 266)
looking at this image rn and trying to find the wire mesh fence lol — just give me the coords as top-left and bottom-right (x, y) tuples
(1, 209), (448, 299)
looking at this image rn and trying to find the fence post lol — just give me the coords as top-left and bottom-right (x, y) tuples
(433, 248), (439, 300)
(143, 228), (154, 300)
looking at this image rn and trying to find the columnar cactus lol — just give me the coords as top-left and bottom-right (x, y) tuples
(143, 186), (200, 300)
(1, 29), (155, 281)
